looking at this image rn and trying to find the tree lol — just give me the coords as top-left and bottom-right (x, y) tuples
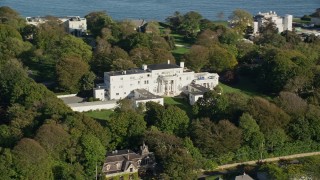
(91, 53), (113, 77)
(118, 20), (137, 38)
(35, 123), (71, 159)
(33, 17), (65, 50)
(0, 6), (25, 29)
(144, 21), (160, 35)
(108, 110), (146, 148)
(179, 11), (203, 37)
(239, 113), (265, 155)
(247, 97), (291, 151)
(207, 44), (238, 73)
(162, 148), (198, 179)
(0, 24), (31, 63)
(154, 105), (189, 136)
(152, 48), (175, 64)
(236, 41), (259, 64)
(190, 119), (242, 161)
(80, 133), (106, 178)
(276, 91), (307, 116)
(0, 148), (16, 179)
(56, 35), (93, 63)
(12, 138), (52, 179)
(166, 11), (183, 31)
(130, 47), (154, 67)
(184, 45), (209, 72)
(196, 29), (219, 47)
(56, 55), (90, 93)
(219, 29), (240, 45)
(229, 9), (253, 34)
(80, 71), (96, 91)
(85, 11), (114, 37)
(112, 58), (136, 71)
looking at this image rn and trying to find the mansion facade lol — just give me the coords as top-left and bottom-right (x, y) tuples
(94, 61), (219, 105)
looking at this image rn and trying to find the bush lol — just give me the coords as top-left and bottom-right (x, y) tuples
(301, 15), (311, 21)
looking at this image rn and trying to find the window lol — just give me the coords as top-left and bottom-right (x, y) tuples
(138, 81), (140, 84)
(116, 93), (119, 95)
(130, 168), (133, 172)
(119, 85), (123, 88)
(105, 164), (111, 171)
(124, 92), (126, 95)
(116, 163), (121, 169)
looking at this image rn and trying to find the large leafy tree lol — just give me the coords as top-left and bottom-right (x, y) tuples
(85, 11), (114, 37)
(35, 123), (71, 159)
(0, 6), (25, 29)
(108, 110), (146, 148)
(190, 119), (242, 162)
(229, 9), (253, 34)
(207, 44), (238, 73)
(56, 55), (90, 93)
(185, 45), (209, 72)
(155, 105), (189, 136)
(179, 11), (202, 38)
(12, 138), (52, 179)
(80, 133), (106, 178)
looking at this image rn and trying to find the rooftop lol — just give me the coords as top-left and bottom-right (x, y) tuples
(106, 149), (141, 162)
(189, 84), (209, 93)
(106, 63), (181, 76)
(134, 89), (162, 100)
(235, 174), (254, 180)
(147, 63), (180, 70)
(106, 68), (146, 76)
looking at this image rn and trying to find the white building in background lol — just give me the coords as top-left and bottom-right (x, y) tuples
(253, 11), (292, 34)
(26, 16), (87, 36)
(94, 61), (219, 106)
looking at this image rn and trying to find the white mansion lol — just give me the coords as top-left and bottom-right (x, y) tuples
(253, 11), (292, 34)
(26, 16), (87, 37)
(94, 61), (219, 105)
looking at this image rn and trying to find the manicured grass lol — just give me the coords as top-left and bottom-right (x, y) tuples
(212, 20), (228, 27)
(293, 18), (310, 24)
(164, 97), (193, 117)
(170, 33), (193, 46)
(219, 77), (273, 100)
(84, 109), (114, 121)
(172, 46), (189, 55)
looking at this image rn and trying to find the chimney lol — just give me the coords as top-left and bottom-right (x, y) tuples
(127, 150), (130, 160)
(142, 64), (147, 70)
(167, 60), (170, 64)
(180, 61), (184, 68)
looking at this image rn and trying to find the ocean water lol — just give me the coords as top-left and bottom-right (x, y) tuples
(0, 0), (318, 21)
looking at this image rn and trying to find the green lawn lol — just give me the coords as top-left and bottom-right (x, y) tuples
(164, 97), (193, 117)
(84, 109), (114, 121)
(212, 20), (228, 27)
(293, 18), (310, 24)
(172, 46), (189, 55)
(219, 77), (273, 100)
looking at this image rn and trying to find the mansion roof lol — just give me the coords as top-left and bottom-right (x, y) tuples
(147, 63), (180, 70)
(106, 63), (181, 76)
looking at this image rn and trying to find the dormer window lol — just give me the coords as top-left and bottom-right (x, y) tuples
(116, 163), (121, 169)
(104, 164), (111, 171)
(137, 160), (141, 166)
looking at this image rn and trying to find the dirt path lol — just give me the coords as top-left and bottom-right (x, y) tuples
(216, 151), (320, 170)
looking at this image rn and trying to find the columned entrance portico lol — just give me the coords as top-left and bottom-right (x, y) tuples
(158, 76), (178, 96)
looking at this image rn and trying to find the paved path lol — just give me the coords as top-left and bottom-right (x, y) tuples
(216, 151), (320, 170)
